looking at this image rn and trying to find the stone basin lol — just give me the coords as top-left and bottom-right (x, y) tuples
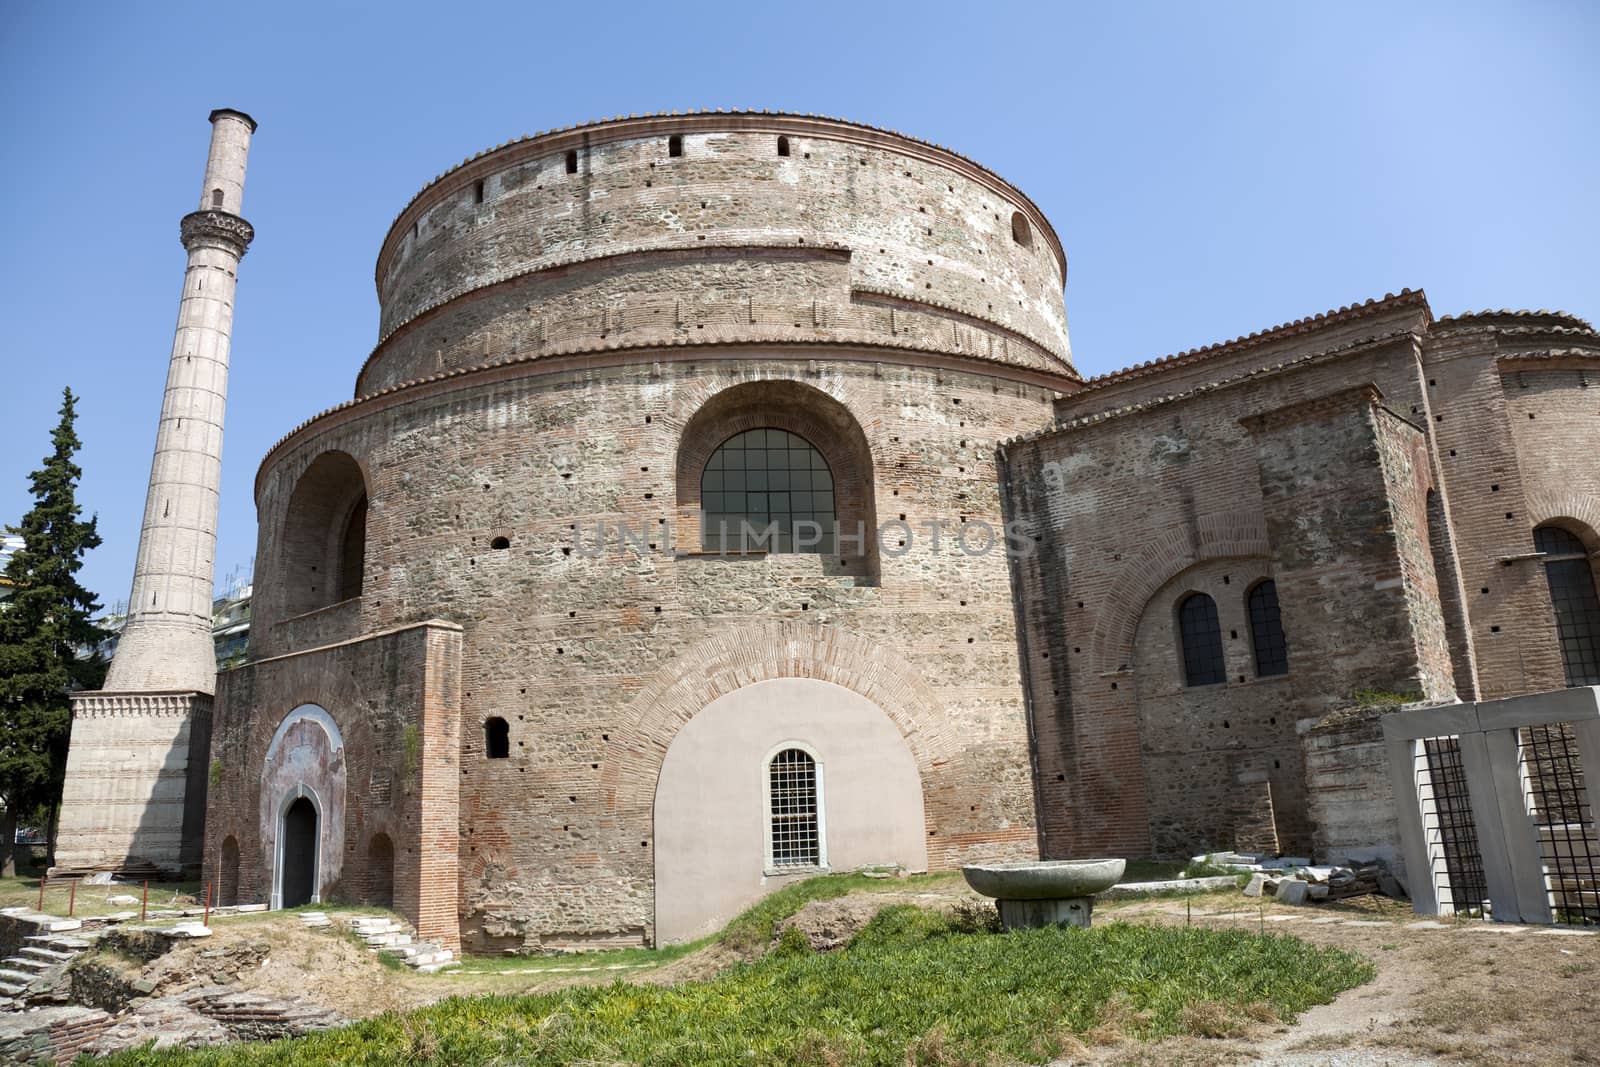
(961, 858), (1126, 901)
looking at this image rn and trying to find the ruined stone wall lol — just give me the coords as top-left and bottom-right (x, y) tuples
(1299, 706), (1405, 880)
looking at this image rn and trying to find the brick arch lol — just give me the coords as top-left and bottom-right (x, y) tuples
(277, 449), (370, 617)
(672, 377), (879, 569)
(600, 620), (954, 827)
(1090, 510), (1271, 674)
(1523, 490), (1600, 549)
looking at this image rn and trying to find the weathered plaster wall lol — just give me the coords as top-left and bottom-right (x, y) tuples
(652, 677), (926, 945)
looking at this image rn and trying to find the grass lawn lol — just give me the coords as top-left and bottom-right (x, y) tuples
(99, 904), (1372, 1066)
(0, 872), (202, 919)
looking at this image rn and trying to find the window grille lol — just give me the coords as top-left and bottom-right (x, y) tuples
(1518, 722), (1600, 925)
(1535, 525), (1600, 687)
(1247, 580), (1289, 677)
(1177, 592), (1226, 686)
(1420, 737), (1490, 917)
(768, 748), (820, 867)
(702, 428), (837, 554)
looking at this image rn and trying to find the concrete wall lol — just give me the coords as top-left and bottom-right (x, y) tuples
(653, 677), (926, 944)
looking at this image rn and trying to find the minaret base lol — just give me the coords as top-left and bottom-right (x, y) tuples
(51, 692), (213, 879)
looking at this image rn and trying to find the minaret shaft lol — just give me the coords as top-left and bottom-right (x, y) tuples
(55, 109), (256, 879)
(105, 109), (255, 695)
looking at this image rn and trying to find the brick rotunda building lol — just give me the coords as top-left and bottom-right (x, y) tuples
(191, 110), (1600, 955)
(202, 113), (1079, 952)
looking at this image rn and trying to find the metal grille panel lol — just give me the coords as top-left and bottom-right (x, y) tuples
(1518, 723), (1600, 925)
(1178, 593), (1226, 686)
(769, 748), (820, 867)
(702, 429), (837, 554)
(1420, 737), (1490, 917)
(1534, 525), (1600, 687)
(1248, 580), (1289, 677)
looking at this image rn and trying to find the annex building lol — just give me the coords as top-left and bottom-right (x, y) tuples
(57, 110), (1600, 955)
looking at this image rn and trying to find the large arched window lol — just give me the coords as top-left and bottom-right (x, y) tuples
(1177, 592), (1226, 687)
(1247, 580), (1289, 677)
(702, 429), (836, 554)
(766, 747), (823, 869)
(1535, 525), (1600, 687)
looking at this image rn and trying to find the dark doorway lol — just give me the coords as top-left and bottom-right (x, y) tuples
(281, 797), (318, 907)
(220, 836), (240, 906)
(367, 833), (395, 908)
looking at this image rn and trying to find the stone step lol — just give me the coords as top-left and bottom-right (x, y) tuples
(0, 968), (36, 986)
(363, 933), (411, 947)
(0, 979), (28, 996)
(19, 946), (76, 963)
(7, 956), (54, 973)
(27, 935), (93, 951)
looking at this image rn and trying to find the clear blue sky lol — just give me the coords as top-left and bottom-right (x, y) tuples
(2, 1), (1596, 612)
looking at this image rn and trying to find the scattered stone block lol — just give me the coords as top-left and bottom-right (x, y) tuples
(1243, 873), (1269, 897)
(1275, 879), (1310, 905)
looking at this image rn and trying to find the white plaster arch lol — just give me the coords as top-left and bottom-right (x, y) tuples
(653, 677), (925, 944)
(260, 703), (347, 910)
(264, 703), (344, 766)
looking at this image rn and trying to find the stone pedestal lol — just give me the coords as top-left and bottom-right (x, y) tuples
(53, 692), (212, 878)
(998, 896), (1094, 930)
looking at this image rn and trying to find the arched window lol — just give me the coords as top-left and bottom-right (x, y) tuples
(211, 188), (224, 209)
(1247, 580), (1289, 677)
(219, 836), (240, 906)
(767, 747), (822, 868)
(668, 134), (683, 158)
(777, 135), (790, 157)
(1535, 525), (1600, 687)
(484, 717), (510, 759)
(366, 833), (395, 908)
(1010, 211), (1032, 247)
(702, 429), (836, 554)
(1177, 592), (1226, 686)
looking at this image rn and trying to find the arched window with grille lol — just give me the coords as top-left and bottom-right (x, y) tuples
(1247, 580), (1289, 677)
(1177, 592), (1226, 686)
(1535, 525), (1600, 687)
(702, 429), (837, 554)
(766, 747), (824, 869)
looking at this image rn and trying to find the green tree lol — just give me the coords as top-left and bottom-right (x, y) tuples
(0, 388), (108, 876)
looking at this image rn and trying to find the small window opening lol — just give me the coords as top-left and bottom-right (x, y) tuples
(490, 536), (511, 550)
(485, 717), (510, 759)
(565, 149), (578, 174)
(1010, 211), (1032, 247)
(211, 188), (224, 209)
(473, 179), (484, 204)
(668, 134), (683, 158)
(777, 135), (790, 157)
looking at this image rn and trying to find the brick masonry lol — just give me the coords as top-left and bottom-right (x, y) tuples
(190, 112), (1600, 950)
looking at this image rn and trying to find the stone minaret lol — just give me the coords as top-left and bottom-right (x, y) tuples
(55, 110), (256, 877)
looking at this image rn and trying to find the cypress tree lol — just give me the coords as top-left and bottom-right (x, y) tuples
(0, 388), (107, 876)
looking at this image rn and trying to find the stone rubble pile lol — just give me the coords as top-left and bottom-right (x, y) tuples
(1218, 855), (1401, 906)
